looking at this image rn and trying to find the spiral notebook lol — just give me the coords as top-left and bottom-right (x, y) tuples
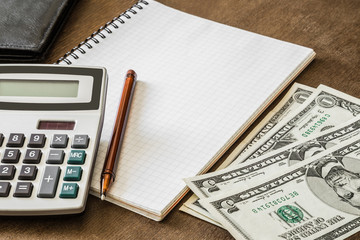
(57, 0), (315, 220)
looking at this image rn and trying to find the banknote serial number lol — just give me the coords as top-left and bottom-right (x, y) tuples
(252, 191), (299, 213)
(302, 114), (331, 137)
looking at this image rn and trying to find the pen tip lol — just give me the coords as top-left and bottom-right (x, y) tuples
(101, 194), (106, 201)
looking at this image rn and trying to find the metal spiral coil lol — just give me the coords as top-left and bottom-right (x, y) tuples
(57, 0), (149, 64)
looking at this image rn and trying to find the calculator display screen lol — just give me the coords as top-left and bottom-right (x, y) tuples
(0, 80), (79, 97)
(38, 121), (75, 130)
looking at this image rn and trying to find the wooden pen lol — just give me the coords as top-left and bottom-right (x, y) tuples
(100, 69), (137, 200)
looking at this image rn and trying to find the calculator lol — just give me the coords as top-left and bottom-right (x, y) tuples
(0, 64), (107, 215)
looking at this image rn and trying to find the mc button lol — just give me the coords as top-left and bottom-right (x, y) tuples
(67, 150), (86, 164)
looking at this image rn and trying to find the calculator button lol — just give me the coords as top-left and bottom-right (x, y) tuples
(68, 150), (86, 164)
(0, 182), (11, 197)
(51, 134), (68, 148)
(0, 134), (3, 147)
(13, 182), (33, 197)
(18, 165), (38, 180)
(2, 149), (21, 163)
(23, 149), (42, 164)
(64, 166), (82, 181)
(72, 135), (89, 149)
(38, 166), (61, 198)
(46, 150), (65, 164)
(59, 183), (79, 198)
(6, 133), (25, 147)
(28, 134), (46, 148)
(0, 165), (16, 180)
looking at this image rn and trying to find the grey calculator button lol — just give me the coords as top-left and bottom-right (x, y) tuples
(0, 133), (3, 147)
(0, 165), (16, 180)
(18, 165), (38, 180)
(0, 182), (11, 197)
(38, 166), (61, 198)
(6, 133), (25, 147)
(47, 150), (65, 164)
(72, 135), (90, 149)
(23, 149), (42, 164)
(2, 149), (21, 163)
(28, 134), (46, 148)
(13, 182), (33, 197)
(51, 134), (68, 148)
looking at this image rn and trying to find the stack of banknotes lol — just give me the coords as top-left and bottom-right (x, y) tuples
(182, 83), (360, 240)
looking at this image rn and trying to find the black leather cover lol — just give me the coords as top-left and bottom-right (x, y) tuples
(0, 0), (77, 62)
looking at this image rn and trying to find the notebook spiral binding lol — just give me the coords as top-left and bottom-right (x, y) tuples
(56, 0), (149, 65)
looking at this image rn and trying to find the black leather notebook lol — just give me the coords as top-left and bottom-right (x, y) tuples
(0, 0), (77, 62)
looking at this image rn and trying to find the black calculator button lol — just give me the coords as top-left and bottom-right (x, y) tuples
(46, 150), (65, 164)
(72, 135), (90, 149)
(0, 165), (16, 180)
(50, 134), (68, 148)
(0, 134), (3, 147)
(38, 166), (61, 198)
(0, 182), (11, 197)
(2, 149), (20, 163)
(6, 133), (25, 147)
(13, 182), (33, 197)
(23, 149), (42, 164)
(28, 134), (46, 148)
(18, 165), (38, 180)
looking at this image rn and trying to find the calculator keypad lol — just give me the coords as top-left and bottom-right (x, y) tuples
(38, 166), (61, 198)
(23, 149), (42, 164)
(13, 182), (33, 197)
(72, 135), (89, 149)
(2, 149), (21, 163)
(7, 134), (25, 147)
(18, 165), (38, 180)
(28, 134), (46, 148)
(0, 133), (90, 201)
(51, 134), (68, 148)
(47, 150), (65, 164)
(0, 165), (16, 180)
(59, 183), (79, 198)
(0, 182), (11, 197)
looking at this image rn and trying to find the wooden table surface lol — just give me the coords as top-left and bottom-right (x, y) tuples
(2, 0), (360, 239)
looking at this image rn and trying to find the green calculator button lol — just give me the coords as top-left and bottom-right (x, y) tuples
(67, 150), (86, 164)
(64, 166), (82, 181)
(59, 183), (79, 198)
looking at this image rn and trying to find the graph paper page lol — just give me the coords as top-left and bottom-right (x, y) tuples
(59, 0), (315, 219)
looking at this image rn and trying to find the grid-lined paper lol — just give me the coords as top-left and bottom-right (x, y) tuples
(59, 0), (314, 220)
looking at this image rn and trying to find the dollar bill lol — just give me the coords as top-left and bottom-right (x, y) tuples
(221, 83), (314, 168)
(182, 84), (360, 227)
(200, 138), (360, 240)
(232, 84), (360, 164)
(185, 116), (360, 199)
(181, 83), (315, 222)
(179, 196), (223, 227)
(182, 194), (224, 226)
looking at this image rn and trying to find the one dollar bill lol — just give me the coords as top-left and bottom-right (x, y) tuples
(200, 138), (360, 240)
(183, 84), (360, 225)
(221, 83), (314, 167)
(181, 83), (315, 223)
(183, 116), (360, 226)
(232, 84), (360, 164)
(185, 116), (360, 199)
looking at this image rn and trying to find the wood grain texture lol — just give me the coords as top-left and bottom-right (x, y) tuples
(3, 0), (358, 239)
